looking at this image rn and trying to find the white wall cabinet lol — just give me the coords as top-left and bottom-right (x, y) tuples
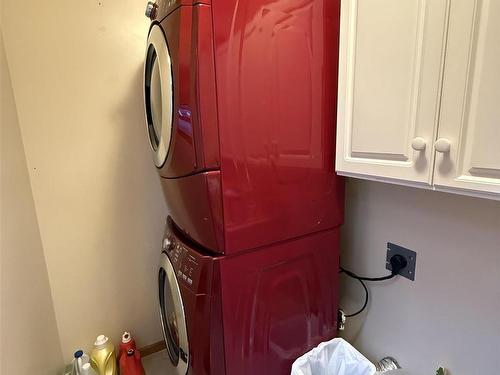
(336, 0), (500, 200)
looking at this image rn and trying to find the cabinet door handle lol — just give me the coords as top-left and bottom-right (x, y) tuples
(411, 137), (427, 151)
(434, 138), (451, 153)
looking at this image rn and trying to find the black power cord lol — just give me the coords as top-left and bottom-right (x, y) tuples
(340, 255), (408, 318)
(340, 275), (368, 318)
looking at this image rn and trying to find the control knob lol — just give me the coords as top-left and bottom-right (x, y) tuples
(145, 1), (156, 19)
(162, 238), (173, 251)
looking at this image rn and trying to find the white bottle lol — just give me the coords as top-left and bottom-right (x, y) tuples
(81, 363), (97, 375)
(72, 350), (90, 375)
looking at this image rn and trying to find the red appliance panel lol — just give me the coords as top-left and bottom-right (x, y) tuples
(212, 0), (344, 252)
(161, 171), (224, 252)
(155, 5), (219, 179)
(192, 5), (220, 171)
(219, 228), (340, 374)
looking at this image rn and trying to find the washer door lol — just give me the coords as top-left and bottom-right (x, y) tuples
(144, 25), (173, 168)
(158, 252), (189, 374)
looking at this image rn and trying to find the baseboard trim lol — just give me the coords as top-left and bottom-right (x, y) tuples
(139, 340), (166, 357)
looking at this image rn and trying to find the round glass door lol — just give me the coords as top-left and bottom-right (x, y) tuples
(144, 25), (173, 168)
(158, 253), (189, 374)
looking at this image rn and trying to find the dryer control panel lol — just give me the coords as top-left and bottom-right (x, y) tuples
(148, 0), (212, 22)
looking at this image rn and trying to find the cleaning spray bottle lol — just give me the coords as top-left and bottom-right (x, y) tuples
(118, 332), (145, 375)
(90, 334), (117, 375)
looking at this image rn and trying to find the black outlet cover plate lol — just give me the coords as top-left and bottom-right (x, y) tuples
(386, 242), (417, 281)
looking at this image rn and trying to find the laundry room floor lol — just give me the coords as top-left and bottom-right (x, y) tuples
(142, 350), (169, 374)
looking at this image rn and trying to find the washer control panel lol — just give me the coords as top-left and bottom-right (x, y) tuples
(163, 234), (210, 294)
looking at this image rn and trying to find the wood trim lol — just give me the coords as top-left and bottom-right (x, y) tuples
(139, 340), (166, 357)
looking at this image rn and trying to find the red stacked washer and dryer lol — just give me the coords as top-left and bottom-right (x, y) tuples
(143, 0), (344, 373)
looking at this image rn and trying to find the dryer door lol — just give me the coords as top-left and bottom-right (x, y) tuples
(145, 25), (173, 168)
(145, 6), (220, 179)
(158, 252), (189, 374)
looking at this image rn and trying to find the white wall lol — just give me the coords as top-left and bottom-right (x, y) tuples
(1, 32), (63, 374)
(340, 178), (500, 375)
(1, 0), (167, 362)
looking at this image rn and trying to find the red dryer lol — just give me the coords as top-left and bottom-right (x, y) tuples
(144, 0), (344, 254)
(143, 0), (344, 373)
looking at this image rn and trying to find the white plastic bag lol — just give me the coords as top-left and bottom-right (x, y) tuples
(291, 338), (376, 375)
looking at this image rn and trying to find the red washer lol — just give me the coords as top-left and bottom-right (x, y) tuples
(144, 0), (344, 254)
(158, 218), (340, 375)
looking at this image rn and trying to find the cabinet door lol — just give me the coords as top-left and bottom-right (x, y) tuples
(434, 0), (500, 198)
(336, 0), (449, 185)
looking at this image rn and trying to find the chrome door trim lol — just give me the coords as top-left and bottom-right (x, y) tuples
(158, 251), (189, 375)
(144, 24), (174, 168)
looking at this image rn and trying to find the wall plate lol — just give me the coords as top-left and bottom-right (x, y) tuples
(386, 243), (417, 281)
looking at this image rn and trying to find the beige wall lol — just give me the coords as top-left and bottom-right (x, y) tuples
(1, 0), (167, 362)
(1, 33), (64, 374)
(340, 179), (500, 374)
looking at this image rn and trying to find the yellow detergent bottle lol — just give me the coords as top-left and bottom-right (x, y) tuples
(90, 335), (117, 375)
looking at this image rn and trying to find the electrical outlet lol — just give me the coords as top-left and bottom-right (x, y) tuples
(386, 243), (417, 281)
